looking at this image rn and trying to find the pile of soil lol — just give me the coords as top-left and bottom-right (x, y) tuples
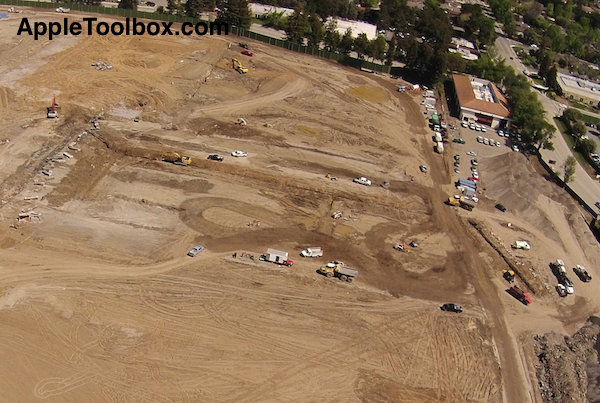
(533, 317), (600, 403)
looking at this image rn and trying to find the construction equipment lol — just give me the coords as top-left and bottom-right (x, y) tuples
(47, 96), (58, 118)
(161, 152), (191, 166)
(503, 270), (515, 283)
(447, 195), (477, 211)
(317, 262), (358, 282)
(232, 58), (248, 74)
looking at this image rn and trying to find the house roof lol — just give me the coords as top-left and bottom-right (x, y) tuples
(452, 74), (511, 118)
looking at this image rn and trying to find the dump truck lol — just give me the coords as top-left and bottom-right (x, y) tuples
(508, 285), (531, 305)
(232, 58), (248, 74)
(260, 248), (293, 266)
(300, 247), (323, 258)
(161, 152), (191, 166)
(447, 196), (477, 211)
(317, 262), (358, 282)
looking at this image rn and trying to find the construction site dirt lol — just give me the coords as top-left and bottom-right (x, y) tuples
(1, 8), (600, 403)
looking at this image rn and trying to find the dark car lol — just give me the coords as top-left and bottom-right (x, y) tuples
(495, 203), (507, 212)
(208, 154), (224, 161)
(239, 42), (250, 49)
(573, 265), (592, 282)
(440, 303), (463, 313)
(453, 138), (466, 144)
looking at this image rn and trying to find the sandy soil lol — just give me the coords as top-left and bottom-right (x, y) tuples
(0, 7), (599, 403)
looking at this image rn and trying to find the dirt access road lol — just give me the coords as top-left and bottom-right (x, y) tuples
(0, 8), (597, 403)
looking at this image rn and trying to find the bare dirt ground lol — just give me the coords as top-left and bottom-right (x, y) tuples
(0, 7), (599, 403)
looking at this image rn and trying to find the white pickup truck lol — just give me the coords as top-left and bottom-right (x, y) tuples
(512, 241), (531, 250)
(353, 177), (372, 186)
(300, 247), (323, 258)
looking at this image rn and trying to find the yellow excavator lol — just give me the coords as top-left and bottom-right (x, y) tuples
(161, 152), (191, 166)
(232, 58), (248, 74)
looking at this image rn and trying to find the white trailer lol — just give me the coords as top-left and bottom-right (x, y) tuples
(300, 247), (323, 258)
(264, 248), (292, 266)
(434, 132), (442, 142)
(435, 142), (444, 154)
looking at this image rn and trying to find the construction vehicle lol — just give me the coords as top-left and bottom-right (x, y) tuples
(161, 152), (191, 166)
(317, 262), (358, 282)
(447, 195), (477, 211)
(232, 59), (248, 74)
(47, 96), (58, 118)
(503, 270), (515, 283)
(507, 285), (531, 305)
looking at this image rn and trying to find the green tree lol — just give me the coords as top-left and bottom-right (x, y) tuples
(216, 0), (251, 29)
(371, 36), (388, 61)
(166, 0), (177, 14)
(285, 7), (309, 45)
(580, 137), (597, 155)
(562, 108), (583, 122)
(354, 33), (371, 59)
(185, 0), (201, 17)
(531, 121), (556, 152)
(263, 11), (286, 30)
(118, 0), (137, 10)
(563, 156), (577, 184)
(307, 14), (324, 48)
(385, 38), (396, 65)
(339, 28), (354, 55)
(324, 21), (342, 52)
(546, 65), (563, 96)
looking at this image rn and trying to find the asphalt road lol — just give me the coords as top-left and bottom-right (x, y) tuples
(495, 36), (600, 211)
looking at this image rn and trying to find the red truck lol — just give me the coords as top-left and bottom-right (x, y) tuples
(241, 50), (253, 57)
(508, 285), (531, 305)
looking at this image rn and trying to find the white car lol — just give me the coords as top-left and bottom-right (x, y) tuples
(477, 136), (483, 143)
(469, 123), (476, 130)
(353, 177), (372, 186)
(481, 126), (487, 133)
(489, 139), (496, 146)
(231, 150), (247, 157)
(483, 138), (489, 145)
(498, 130), (504, 137)
(496, 141), (501, 147)
(466, 151), (477, 156)
(187, 245), (205, 257)
(512, 145), (520, 152)
(472, 172), (480, 179)
(461, 121), (468, 128)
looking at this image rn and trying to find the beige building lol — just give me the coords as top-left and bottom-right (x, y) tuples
(451, 74), (511, 129)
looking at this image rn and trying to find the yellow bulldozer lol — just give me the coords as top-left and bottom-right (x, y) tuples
(232, 58), (248, 74)
(161, 152), (191, 166)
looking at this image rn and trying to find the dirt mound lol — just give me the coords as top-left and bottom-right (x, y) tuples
(534, 317), (600, 403)
(480, 153), (566, 243)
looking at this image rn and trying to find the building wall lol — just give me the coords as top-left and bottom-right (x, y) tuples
(459, 107), (510, 129)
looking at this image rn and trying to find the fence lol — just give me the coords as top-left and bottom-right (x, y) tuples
(0, 0), (393, 73)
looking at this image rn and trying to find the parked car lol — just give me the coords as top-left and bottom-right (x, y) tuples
(469, 123), (476, 130)
(556, 284), (567, 297)
(461, 121), (468, 128)
(241, 50), (253, 57)
(454, 154), (460, 161)
(595, 201), (600, 210)
(477, 136), (483, 143)
(466, 151), (477, 156)
(498, 130), (505, 137)
(573, 265), (592, 282)
(420, 164), (428, 173)
(453, 138), (466, 144)
(496, 141), (501, 147)
(560, 276), (575, 294)
(353, 177), (372, 186)
(471, 159), (478, 166)
(495, 203), (507, 212)
(440, 303), (463, 313)
(207, 154), (224, 161)
(483, 138), (489, 145)
(145, 1), (155, 6)
(489, 139), (496, 146)
(512, 145), (520, 152)
(187, 245), (205, 257)
(231, 150), (247, 157)
(239, 42), (250, 49)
